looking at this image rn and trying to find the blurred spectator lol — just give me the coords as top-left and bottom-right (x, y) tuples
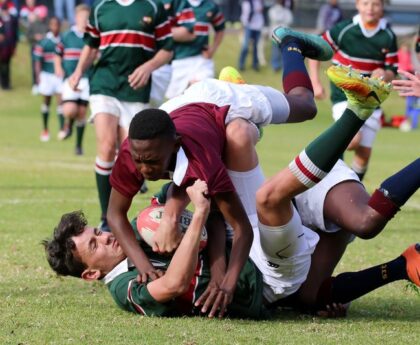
(268, 0), (293, 72)
(283, 0), (294, 11)
(0, 0), (18, 89)
(316, 0), (343, 34)
(20, 0), (48, 93)
(219, 0), (240, 23)
(238, 0), (264, 71)
(54, 0), (75, 25)
(416, 26), (420, 60)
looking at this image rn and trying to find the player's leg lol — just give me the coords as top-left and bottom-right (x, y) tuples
(74, 103), (87, 155)
(40, 94), (52, 142)
(94, 112), (119, 230)
(56, 93), (66, 139)
(238, 27), (250, 71)
(324, 158), (420, 239)
(315, 243), (420, 311)
(269, 27), (333, 123)
(257, 65), (391, 227)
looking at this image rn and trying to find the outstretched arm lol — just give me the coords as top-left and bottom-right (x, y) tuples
(107, 188), (161, 282)
(147, 180), (210, 302)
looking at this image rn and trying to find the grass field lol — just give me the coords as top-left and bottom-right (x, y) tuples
(1, 33), (419, 345)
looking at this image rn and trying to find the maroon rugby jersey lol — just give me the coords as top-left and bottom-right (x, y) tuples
(110, 102), (234, 198)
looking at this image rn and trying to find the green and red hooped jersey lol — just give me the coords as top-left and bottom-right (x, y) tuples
(162, 0), (195, 31)
(56, 27), (86, 78)
(174, 0), (225, 60)
(84, 0), (173, 102)
(322, 15), (398, 104)
(34, 32), (61, 74)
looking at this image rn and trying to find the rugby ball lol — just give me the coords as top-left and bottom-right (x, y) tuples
(136, 205), (208, 251)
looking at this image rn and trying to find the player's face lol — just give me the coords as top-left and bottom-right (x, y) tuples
(49, 18), (60, 36)
(75, 10), (89, 32)
(72, 227), (126, 277)
(356, 0), (384, 25)
(129, 137), (177, 181)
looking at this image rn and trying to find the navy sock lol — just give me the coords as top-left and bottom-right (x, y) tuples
(317, 256), (407, 307)
(380, 158), (420, 207)
(280, 40), (313, 94)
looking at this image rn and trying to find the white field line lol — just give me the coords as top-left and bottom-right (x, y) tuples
(0, 198), (99, 205)
(0, 157), (92, 171)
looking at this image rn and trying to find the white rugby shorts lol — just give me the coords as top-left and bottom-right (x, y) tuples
(150, 64), (172, 106)
(38, 71), (63, 96)
(62, 77), (90, 102)
(161, 79), (289, 127)
(89, 95), (149, 129)
(165, 55), (215, 99)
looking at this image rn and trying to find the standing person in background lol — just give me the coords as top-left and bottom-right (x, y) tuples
(316, 0), (343, 34)
(34, 16), (64, 141)
(309, 0), (398, 181)
(150, 0), (196, 106)
(238, 0), (264, 71)
(54, 4), (90, 156)
(0, 0), (18, 90)
(268, 0), (293, 72)
(54, 0), (75, 26)
(165, 0), (225, 99)
(68, 0), (174, 232)
(20, 0), (48, 94)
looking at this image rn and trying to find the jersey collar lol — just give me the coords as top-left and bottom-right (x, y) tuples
(353, 14), (387, 38)
(71, 25), (84, 38)
(170, 147), (189, 186)
(102, 258), (133, 285)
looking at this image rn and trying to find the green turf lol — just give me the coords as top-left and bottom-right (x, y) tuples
(0, 34), (419, 345)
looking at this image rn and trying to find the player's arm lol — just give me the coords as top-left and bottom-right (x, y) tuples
(153, 184), (190, 253)
(54, 54), (64, 78)
(308, 58), (325, 99)
(68, 45), (97, 90)
(205, 191), (253, 318)
(147, 180), (210, 302)
(172, 26), (195, 42)
(107, 188), (162, 282)
(128, 48), (173, 90)
(194, 208), (227, 309)
(204, 29), (224, 59)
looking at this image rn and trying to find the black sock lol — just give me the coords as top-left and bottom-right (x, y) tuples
(317, 256), (408, 307)
(380, 158), (420, 207)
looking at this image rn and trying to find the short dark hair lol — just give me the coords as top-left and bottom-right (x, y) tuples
(128, 109), (176, 140)
(42, 211), (87, 278)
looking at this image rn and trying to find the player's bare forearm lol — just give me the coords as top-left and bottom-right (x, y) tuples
(74, 45), (97, 76)
(128, 49), (173, 89)
(54, 55), (64, 78)
(34, 61), (41, 84)
(148, 180), (210, 302)
(209, 191), (253, 317)
(194, 209), (227, 309)
(207, 30), (224, 58)
(172, 26), (195, 42)
(107, 189), (156, 279)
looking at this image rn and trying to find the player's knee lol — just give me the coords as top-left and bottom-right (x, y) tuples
(98, 142), (117, 161)
(351, 215), (382, 240)
(256, 182), (281, 211)
(226, 119), (258, 150)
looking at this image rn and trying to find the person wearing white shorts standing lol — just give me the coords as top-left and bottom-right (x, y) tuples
(55, 4), (91, 155)
(68, 0), (174, 231)
(34, 17), (63, 142)
(150, 0), (196, 106)
(165, 0), (225, 99)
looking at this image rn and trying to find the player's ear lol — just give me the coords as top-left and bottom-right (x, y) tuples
(81, 269), (101, 281)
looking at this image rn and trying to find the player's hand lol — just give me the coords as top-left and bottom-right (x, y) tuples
(392, 70), (420, 97)
(316, 302), (349, 318)
(194, 269), (224, 314)
(152, 219), (183, 254)
(371, 68), (386, 80)
(68, 71), (81, 91)
(186, 179), (210, 214)
(136, 268), (164, 284)
(55, 67), (65, 79)
(128, 64), (152, 90)
(201, 48), (212, 59)
(313, 81), (326, 100)
(205, 284), (234, 318)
